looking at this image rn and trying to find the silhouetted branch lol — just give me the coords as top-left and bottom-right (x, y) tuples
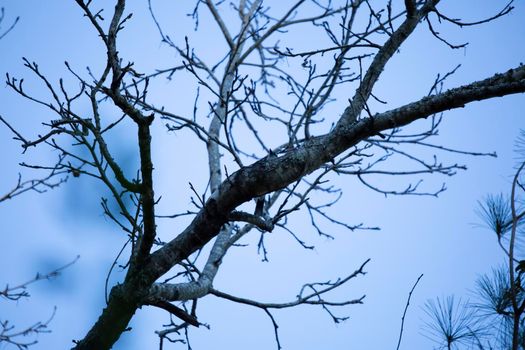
(396, 273), (423, 350)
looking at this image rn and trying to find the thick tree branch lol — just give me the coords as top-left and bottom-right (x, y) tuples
(135, 121), (157, 263)
(145, 65), (525, 281)
(338, 0), (439, 126)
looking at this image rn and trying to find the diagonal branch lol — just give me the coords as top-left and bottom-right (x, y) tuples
(146, 65), (525, 281)
(338, 0), (439, 126)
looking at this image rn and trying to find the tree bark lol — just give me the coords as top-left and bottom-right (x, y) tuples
(72, 60), (525, 350)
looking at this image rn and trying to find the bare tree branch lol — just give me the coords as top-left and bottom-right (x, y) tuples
(2, 1), (523, 349)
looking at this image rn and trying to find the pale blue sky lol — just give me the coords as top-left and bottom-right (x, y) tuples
(0, 1), (524, 349)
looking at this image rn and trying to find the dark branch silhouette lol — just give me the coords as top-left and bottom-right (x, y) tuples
(1, 1), (524, 349)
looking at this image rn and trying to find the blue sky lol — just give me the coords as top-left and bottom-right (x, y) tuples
(0, 1), (524, 349)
